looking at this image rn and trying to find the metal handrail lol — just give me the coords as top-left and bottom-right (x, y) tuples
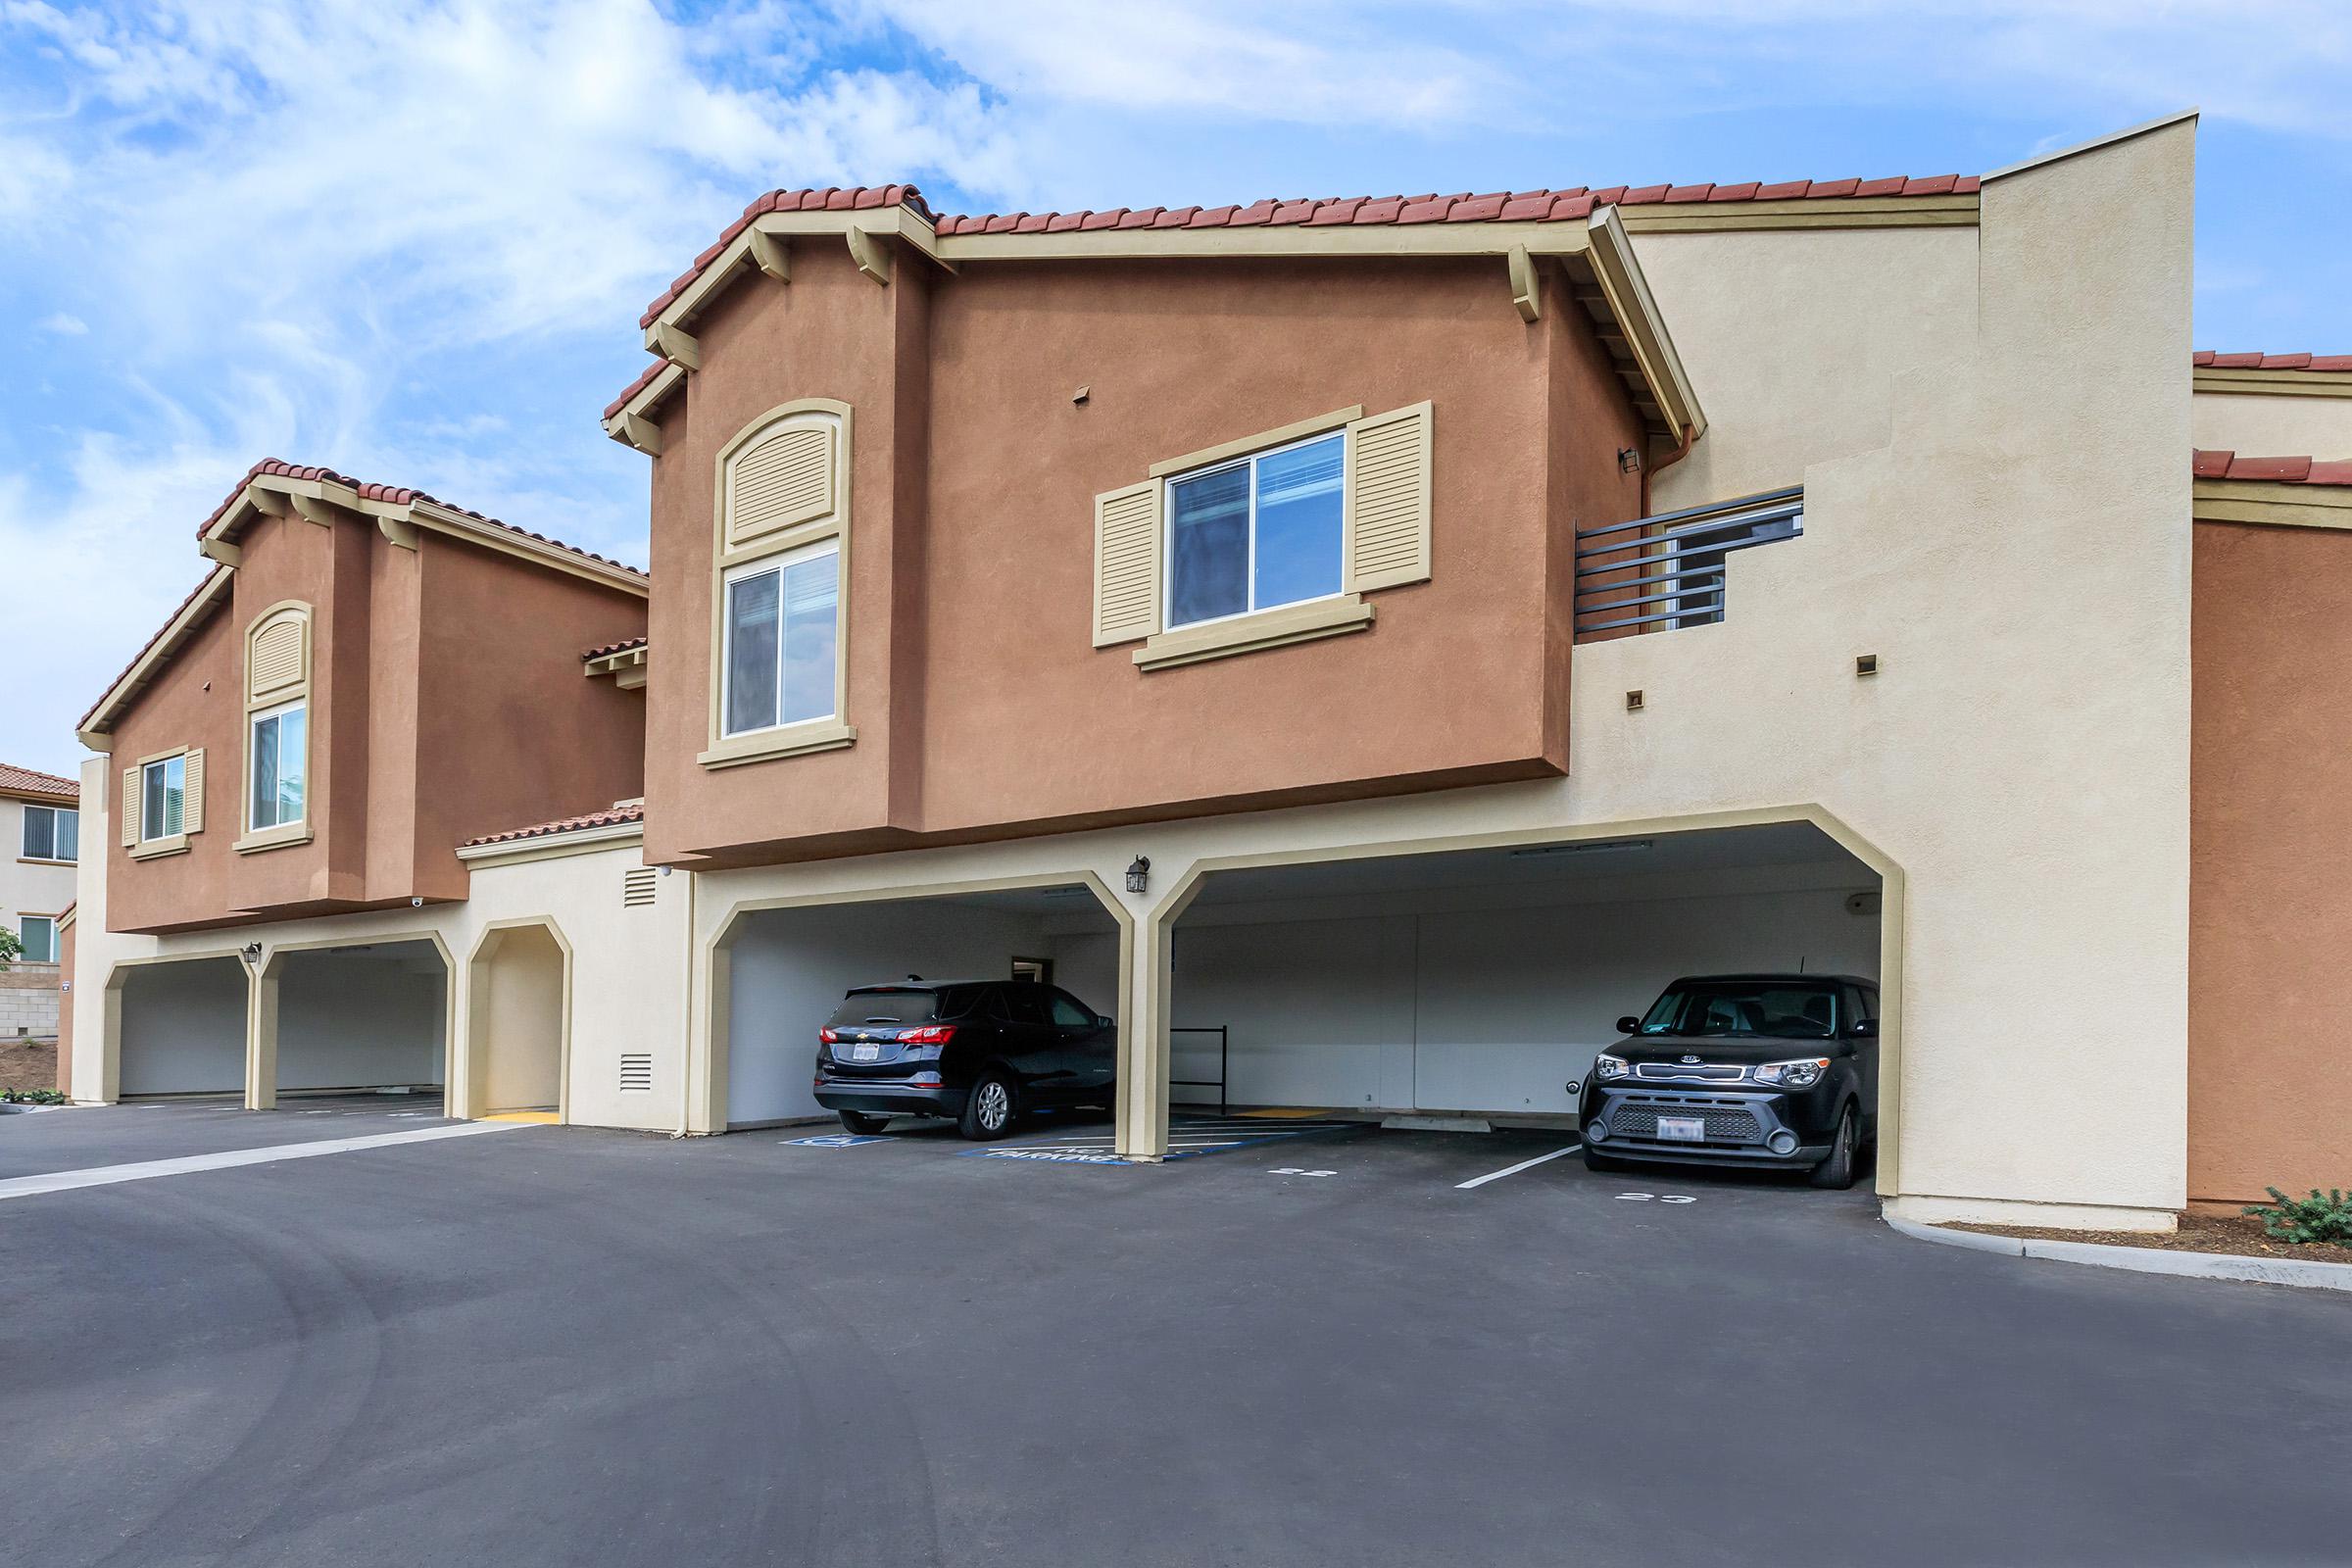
(1170, 1025), (1230, 1114)
(1576, 486), (1804, 540)
(1573, 494), (1802, 640)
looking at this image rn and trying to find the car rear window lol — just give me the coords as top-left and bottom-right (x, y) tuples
(827, 985), (985, 1027)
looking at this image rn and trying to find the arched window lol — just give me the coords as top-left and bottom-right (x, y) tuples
(242, 602), (312, 848)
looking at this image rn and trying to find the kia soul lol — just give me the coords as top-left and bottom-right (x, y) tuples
(1578, 974), (1880, 1189)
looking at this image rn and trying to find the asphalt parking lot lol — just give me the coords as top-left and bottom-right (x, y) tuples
(4, 1102), (2347, 1567)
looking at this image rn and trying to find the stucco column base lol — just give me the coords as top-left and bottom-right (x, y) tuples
(1886, 1194), (2179, 1235)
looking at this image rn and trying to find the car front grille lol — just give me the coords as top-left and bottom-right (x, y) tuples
(1633, 1062), (1745, 1083)
(1609, 1101), (1763, 1144)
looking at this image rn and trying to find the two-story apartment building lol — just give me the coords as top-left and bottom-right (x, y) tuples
(1, 762), (78, 1042)
(68, 108), (2352, 1230)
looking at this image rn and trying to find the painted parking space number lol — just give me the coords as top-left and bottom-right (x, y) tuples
(1269, 1167), (1337, 1177)
(1614, 1192), (1697, 1203)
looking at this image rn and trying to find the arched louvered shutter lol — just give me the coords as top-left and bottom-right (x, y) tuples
(248, 612), (308, 703)
(727, 417), (838, 550)
(1344, 402), (1434, 592)
(1092, 479), (1162, 647)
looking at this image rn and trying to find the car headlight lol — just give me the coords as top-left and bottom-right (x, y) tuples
(1754, 1057), (1831, 1089)
(1592, 1053), (1629, 1082)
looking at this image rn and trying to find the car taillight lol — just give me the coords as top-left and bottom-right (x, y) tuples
(819, 1027), (839, 1044)
(899, 1025), (958, 1046)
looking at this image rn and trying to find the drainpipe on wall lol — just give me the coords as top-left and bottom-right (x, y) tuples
(675, 864), (697, 1138)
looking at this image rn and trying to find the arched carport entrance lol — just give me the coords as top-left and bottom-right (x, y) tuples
(464, 921), (570, 1122)
(700, 875), (1131, 1134)
(1129, 810), (1904, 1191)
(255, 938), (451, 1110)
(106, 955), (249, 1101)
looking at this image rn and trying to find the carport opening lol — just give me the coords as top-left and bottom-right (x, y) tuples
(275, 940), (448, 1107)
(723, 883), (1122, 1132)
(117, 956), (248, 1100)
(1168, 822), (1886, 1184)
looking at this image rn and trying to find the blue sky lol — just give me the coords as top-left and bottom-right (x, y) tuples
(3, 0), (2347, 776)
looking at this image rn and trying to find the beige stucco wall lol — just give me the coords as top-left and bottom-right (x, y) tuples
(72, 757), (685, 1132)
(677, 118), (2195, 1230)
(2, 795), (79, 968)
(2190, 389), (2352, 459)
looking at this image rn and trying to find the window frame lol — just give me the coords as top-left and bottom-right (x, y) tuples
(1159, 427), (1349, 636)
(701, 399), (858, 770)
(20, 803), (77, 863)
(237, 601), (314, 855)
(139, 753), (186, 846)
(246, 697), (308, 836)
(718, 538), (842, 742)
(17, 913), (58, 964)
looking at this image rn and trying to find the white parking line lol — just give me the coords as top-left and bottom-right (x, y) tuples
(1454, 1144), (1582, 1190)
(0, 1121), (525, 1201)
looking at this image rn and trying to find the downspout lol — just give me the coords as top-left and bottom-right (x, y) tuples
(676, 865), (697, 1138)
(1641, 422), (1698, 514)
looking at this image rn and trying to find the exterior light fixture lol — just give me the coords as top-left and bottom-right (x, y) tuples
(240, 943), (262, 966)
(1125, 856), (1151, 895)
(1618, 448), (1642, 473)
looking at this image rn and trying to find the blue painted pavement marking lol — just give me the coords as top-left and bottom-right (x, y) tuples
(960, 1114), (1361, 1165)
(779, 1133), (893, 1148)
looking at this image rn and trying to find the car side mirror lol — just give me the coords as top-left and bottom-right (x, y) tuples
(1615, 1016), (1641, 1035)
(1850, 1018), (1878, 1039)
(1097, 1015), (1115, 1030)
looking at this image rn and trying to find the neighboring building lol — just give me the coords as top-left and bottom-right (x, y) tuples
(65, 109), (2352, 1228)
(1, 762), (78, 1041)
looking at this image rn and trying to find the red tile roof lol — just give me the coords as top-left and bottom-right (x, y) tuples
(582, 634), (649, 661)
(627, 174), (1978, 338)
(202, 458), (647, 578)
(2194, 451), (2352, 486)
(0, 762), (78, 801)
(2194, 352), (2352, 372)
(463, 801), (645, 849)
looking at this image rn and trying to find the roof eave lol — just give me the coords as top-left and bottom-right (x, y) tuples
(77, 565), (236, 749)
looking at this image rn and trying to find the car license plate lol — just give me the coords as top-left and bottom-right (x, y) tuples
(1656, 1115), (1704, 1142)
(852, 1044), (880, 1061)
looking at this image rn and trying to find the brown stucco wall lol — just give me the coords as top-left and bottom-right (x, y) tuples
(414, 532), (649, 882)
(643, 243), (1643, 865)
(2189, 517), (2352, 1205)
(103, 511), (646, 933)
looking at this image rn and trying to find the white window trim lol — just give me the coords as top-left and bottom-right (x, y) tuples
(17, 913), (58, 965)
(19, 803), (76, 864)
(1159, 428), (1349, 636)
(245, 697), (308, 837)
(134, 752), (188, 858)
(715, 538), (846, 745)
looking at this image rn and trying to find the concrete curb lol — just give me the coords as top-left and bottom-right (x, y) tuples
(1884, 1212), (2352, 1293)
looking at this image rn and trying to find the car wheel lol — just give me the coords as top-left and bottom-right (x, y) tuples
(1582, 1146), (1627, 1173)
(1808, 1105), (1859, 1190)
(837, 1110), (890, 1136)
(958, 1071), (1018, 1141)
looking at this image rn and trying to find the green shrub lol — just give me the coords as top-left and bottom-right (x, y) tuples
(1, 1087), (67, 1105)
(2244, 1187), (2352, 1246)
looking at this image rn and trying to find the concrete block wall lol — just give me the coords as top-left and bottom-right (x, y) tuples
(0, 964), (63, 1038)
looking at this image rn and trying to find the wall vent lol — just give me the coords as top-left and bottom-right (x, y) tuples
(622, 867), (658, 907)
(618, 1054), (654, 1093)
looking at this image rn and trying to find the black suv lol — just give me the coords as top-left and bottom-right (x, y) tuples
(813, 979), (1116, 1140)
(1578, 974), (1880, 1189)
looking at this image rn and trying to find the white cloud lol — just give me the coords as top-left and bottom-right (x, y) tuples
(34, 312), (85, 335)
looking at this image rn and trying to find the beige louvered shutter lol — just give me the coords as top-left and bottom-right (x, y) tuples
(250, 614), (306, 701)
(728, 420), (837, 550)
(1344, 401), (1434, 592)
(120, 767), (139, 847)
(1092, 479), (1162, 647)
(182, 748), (206, 834)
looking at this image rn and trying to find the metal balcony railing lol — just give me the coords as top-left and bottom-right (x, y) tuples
(1574, 487), (1804, 641)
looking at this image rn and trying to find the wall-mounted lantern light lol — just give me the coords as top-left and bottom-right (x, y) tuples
(240, 943), (262, 967)
(1125, 856), (1151, 896)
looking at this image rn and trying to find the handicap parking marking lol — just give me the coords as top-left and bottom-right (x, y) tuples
(962, 1114), (1362, 1165)
(779, 1133), (894, 1149)
(1614, 1192), (1699, 1203)
(1268, 1167), (1337, 1177)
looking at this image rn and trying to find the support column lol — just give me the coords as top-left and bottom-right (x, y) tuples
(1115, 911), (1173, 1161)
(98, 970), (126, 1104)
(243, 959), (278, 1110)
